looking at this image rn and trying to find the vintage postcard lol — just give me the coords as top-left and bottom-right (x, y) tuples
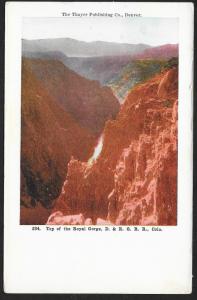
(4, 2), (193, 294)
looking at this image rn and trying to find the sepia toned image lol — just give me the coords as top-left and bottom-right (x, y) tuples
(20, 16), (178, 226)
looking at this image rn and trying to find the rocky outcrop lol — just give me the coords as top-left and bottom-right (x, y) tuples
(46, 211), (112, 226)
(108, 99), (177, 225)
(46, 211), (85, 225)
(50, 66), (178, 225)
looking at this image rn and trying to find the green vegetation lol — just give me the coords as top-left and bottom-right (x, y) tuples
(108, 57), (178, 103)
(163, 57), (178, 70)
(134, 59), (166, 82)
(108, 59), (166, 102)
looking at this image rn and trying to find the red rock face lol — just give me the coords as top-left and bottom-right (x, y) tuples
(21, 58), (120, 224)
(52, 67), (178, 225)
(21, 59), (94, 223)
(24, 58), (120, 135)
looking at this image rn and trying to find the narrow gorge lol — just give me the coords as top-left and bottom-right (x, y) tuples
(20, 38), (178, 225)
(47, 66), (178, 226)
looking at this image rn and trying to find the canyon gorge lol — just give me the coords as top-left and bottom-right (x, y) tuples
(20, 38), (178, 225)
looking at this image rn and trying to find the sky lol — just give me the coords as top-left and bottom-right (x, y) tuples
(22, 17), (178, 46)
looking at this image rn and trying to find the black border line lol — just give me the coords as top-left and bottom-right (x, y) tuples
(0, 0), (196, 298)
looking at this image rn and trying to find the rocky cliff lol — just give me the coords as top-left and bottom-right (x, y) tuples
(50, 66), (178, 226)
(24, 58), (120, 135)
(21, 58), (120, 224)
(21, 59), (95, 216)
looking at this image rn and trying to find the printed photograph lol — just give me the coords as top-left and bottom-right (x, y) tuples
(20, 16), (178, 225)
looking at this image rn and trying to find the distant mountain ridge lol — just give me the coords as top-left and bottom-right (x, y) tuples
(23, 50), (68, 62)
(133, 44), (178, 59)
(22, 50), (134, 86)
(22, 41), (178, 103)
(22, 37), (151, 57)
